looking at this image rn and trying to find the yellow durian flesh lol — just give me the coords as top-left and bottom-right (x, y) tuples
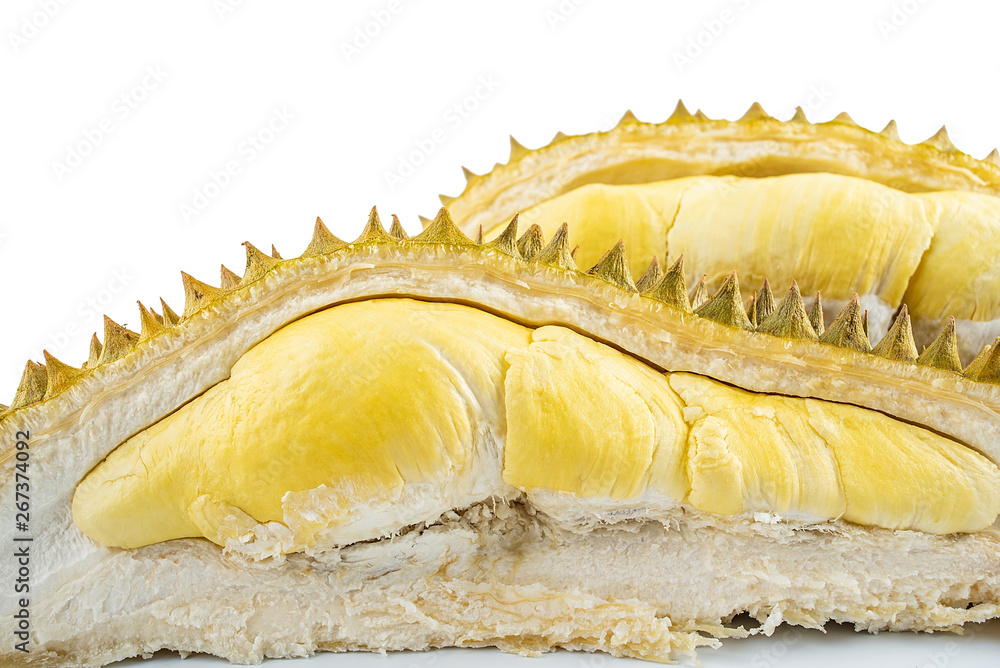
(487, 173), (1000, 327)
(73, 299), (1000, 554)
(903, 191), (1000, 321)
(72, 298), (530, 551)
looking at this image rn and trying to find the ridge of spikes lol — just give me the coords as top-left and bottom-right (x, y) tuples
(137, 301), (166, 342)
(96, 316), (140, 366)
(690, 274), (709, 310)
(694, 271), (753, 330)
(534, 222), (577, 271)
(808, 293), (825, 336)
(181, 273), (224, 318)
(242, 242), (280, 284)
(11, 360), (47, 409)
(302, 217), (346, 257)
(353, 207), (395, 244)
(487, 215), (521, 258)
(756, 281), (817, 340)
(412, 208), (472, 245)
(160, 299), (181, 327)
(916, 316), (962, 374)
(390, 214), (409, 241)
(220, 265), (241, 291)
(87, 333), (103, 368)
(756, 278), (776, 323)
(819, 295), (871, 352)
(644, 255), (691, 312)
(871, 305), (918, 363)
(586, 240), (637, 292)
(634, 257), (662, 293)
(42, 350), (85, 400)
(517, 224), (545, 260)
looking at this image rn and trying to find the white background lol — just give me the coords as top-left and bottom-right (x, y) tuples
(2, 0), (1000, 666)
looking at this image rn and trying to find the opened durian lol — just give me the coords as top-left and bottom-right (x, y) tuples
(3, 104), (1000, 666)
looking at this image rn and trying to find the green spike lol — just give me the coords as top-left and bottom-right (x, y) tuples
(964, 340), (996, 379)
(808, 293), (825, 336)
(968, 342), (1000, 384)
(517, 224), (545, 260)
(43, 351), (85, 400)
(160, 299), (181, 327)
(634, 257), (663, 293)
(756, 278), (775, 323)
(87, 333), (103, 368)
(220, 265), (241, 291)
(745, 293), (758, 327)
(302, 217), (346, 257)
(819, 295), (871, 352)
(690, 274), (709, 310)
(534, 223), (577, 271)
(757, 281), (817, 340)
(694, 271), (753, 330)
(645, 255), (691, 312)
(487, 215), (522, 258)
(389, 214), (409, 241)
(97, 316), (140, 366)
(916, 317), (962, 374)
(353, 207), (395, 244)
(242, 242), (280, 284)
(586, 240), (637, 292)
(138, 301), (166, 343)
(412, 208), (472, 245)
(11, 361), (47, 409)
(181, 273), (224, 318)
(871, 305), (918, 363)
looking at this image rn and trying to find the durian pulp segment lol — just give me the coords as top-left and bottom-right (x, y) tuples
(72, 299), (1000, 556)
(487, 173), (1000, 325)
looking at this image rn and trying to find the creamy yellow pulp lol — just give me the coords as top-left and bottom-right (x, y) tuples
(72, 299), (1000, 553)
(498, 172), (1000, 322)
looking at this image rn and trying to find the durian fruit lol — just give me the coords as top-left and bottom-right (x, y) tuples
(443, 103), (1000, 362)
(2, 207), (1000, 666)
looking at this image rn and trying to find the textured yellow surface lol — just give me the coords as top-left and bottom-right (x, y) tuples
(904, 191), (1000, 320)
(72, 298), (528, 549)
(503, 325), (688, 501)
(484, 173), (1000, 322)
(73, 300), (1000, 552)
